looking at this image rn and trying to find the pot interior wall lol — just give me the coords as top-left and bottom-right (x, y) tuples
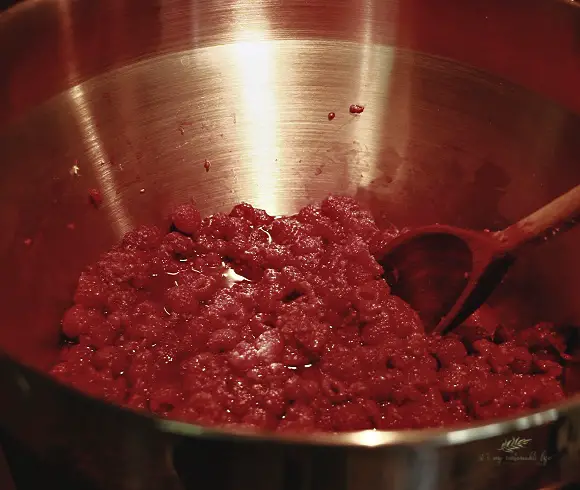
(0, 0), (580, 374)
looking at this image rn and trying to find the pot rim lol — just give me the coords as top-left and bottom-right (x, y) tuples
(155, 392), (580, 447)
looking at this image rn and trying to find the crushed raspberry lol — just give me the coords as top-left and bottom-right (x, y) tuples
(49, 196), (573, 433)
(171, 204), (202, 235)
(207, 329), (240, 353)
(434, 337), (468, 368)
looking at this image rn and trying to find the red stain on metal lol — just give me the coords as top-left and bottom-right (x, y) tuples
(88, 188), (103, 208)
(349, 104), (365, 114)
(179, 120), (193, 135)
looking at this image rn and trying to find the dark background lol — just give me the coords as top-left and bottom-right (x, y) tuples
(0, 0), (20, 10)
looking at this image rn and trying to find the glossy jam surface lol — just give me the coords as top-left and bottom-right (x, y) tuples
(50, 196), (570, 432)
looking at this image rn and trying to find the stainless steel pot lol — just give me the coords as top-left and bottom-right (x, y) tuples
(1, 0), (580, 489)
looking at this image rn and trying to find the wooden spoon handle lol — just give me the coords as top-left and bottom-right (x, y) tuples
(494, 183), (580, 254)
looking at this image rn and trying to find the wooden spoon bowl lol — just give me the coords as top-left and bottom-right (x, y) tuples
(375, 184), (580, 334)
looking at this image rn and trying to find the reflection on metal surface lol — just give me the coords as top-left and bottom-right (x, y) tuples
(231, 0), (279, 210)
(234, 39), (280, 212)
(60, 0), (133, 236)
(348, 0), (394, 191)
(68, 85), (134, 236)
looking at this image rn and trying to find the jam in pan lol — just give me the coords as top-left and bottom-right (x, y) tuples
(50, 196), (576, 432)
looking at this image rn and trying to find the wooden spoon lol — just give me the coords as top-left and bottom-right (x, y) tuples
(374, 184), (580, 335)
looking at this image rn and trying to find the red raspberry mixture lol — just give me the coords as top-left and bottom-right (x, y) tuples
(50, 196), (572, 432)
